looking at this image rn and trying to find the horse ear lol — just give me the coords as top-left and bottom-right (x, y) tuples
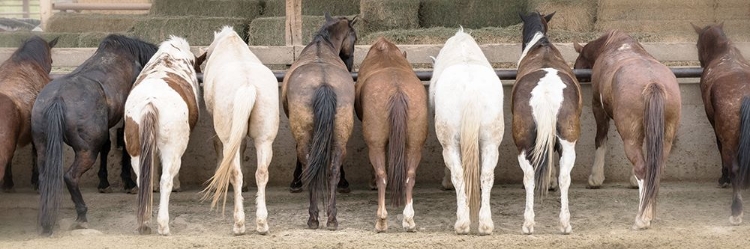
(719, 21), (725, 29)
(402, 51), (407, 58)
(573, 42), (583, 53)
(518, 12), (526, 21)
(350, 15), (358, 26)
(690, 23), (702, 34)
(194, 52), (206, 73)
(48, 36), (59, 48)
(544, 12), (556, 22)
(325, 12), (333, 22)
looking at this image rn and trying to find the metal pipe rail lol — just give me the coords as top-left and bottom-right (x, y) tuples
(49, 67), (704, 83)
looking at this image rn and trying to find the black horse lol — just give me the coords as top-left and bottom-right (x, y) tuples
(33, 34), (157, 236)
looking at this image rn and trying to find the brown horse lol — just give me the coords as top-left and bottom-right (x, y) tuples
(692, 23), (750, 225)
(0, 36), (57, 192)
(281, 13), (357, 230)
(574, 30), (681, 229)
(514, 12), (582, 234)
(356, 37), (428, 232)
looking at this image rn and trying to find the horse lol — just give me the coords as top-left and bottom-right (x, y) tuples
(692, 23), (750, 225)
(124, 36), (200, 235)
(573, 30), (681, 229)
(356, 37), (428, 232)
(281, 13), (357, 230)
(431, 28), (504, 235)
(201, 26), (279, 235)
(0, 36), (57, 193)
(33, 34), (157, 236)
(513, 12), (582, 234)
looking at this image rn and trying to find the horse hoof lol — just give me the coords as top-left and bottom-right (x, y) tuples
(289, 186), (303, 193)
(337, 187), (351, 194)
(172, 188), (182, 193)
(72, 221), (89, 230)
(522, 221), (534, 235)
(632, 220), (650, 230)
(440, 185), (454, 191)
(730, 215), (743, 225)
(97, 187), (112, 193)
(233, 224), (246, 236)
(375, 218), (387, 233)
(307, 219), (319, 229)
(2, 187), (15, 193)
(478, 224), (493, 236)
(586, 184), (602, 189)
(560, 224), (572, 234)
(125, 187), (138, 194)
(138, 226), (151, 235)
(454, 221), (470, 235)
(718, 182), (730, 188)
(402, 218), (416, 232)
(326, 221), (338, 231)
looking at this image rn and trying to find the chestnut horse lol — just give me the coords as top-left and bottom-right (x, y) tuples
(514, 12), (582, 234)
(356, 37), (428, 232)
(125, 36), (200, 235)
(281, 13), (357, 230)
(574, 30), (681, 229)
(431, 28), (504, 235)
(693, 23), (750, 225)
(0, 36), (56, 192)
(201, 26), (279, 235)
(33, 34), (157, 235)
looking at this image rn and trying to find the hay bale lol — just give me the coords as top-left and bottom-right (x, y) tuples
(150, 0), (262, 19)
(597, 0), (713, 22)
(360, 0), (419, 35)
(360, 26), (521, 45)
(527, 0), (596, 32)
(248, 16), (326, 46)
(133, 17), (249, 46)
(419, 0), (526, 28)
(76, 0), (150, 15)
(0, 32), (79, 48)
(77, 32), (130, 47)
(261, 0), (359, 17)
(47, 13), (141, 33)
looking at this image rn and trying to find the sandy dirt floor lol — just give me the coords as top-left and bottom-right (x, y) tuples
(1, 182), (750, 248)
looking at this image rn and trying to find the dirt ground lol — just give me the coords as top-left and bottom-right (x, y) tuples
(1, 182), (750, 248)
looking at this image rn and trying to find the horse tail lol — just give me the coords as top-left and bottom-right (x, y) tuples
(39, 100), (65, 236)
(460, 99), (481, 221)
(202, 85), (256, 214)
(529, 84), (562, 198)
(388, 90), (409, 206)
(137, 103), (159, 234)
(642, 83), (665, 215)
(735, 97), (750, 189)
(302, 84), (336, 201)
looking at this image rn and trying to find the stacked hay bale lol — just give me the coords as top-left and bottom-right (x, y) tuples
(46, 13), (141, 33)
(247, 16), (326, 46)
(527, 0), (596, 32)
(716, 0), (750, 41)
(75, 0), (150, 14)
(595, 0), (713, 35)
(150, 0), (262, 20)
(418, 0), (527, 29)
(261, 0), (360, 16)
(359, 0), (419, 35)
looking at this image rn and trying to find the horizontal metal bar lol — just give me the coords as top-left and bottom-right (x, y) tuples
(52, 3), (151, 11)
(49, 67), (703, 83)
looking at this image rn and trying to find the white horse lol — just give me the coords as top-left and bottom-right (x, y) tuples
(201, 26), (279, 235)
(430, 28), (504, 235)
(124, 36), (201, 235)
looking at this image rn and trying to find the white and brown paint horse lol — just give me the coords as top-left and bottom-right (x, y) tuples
(514, 12), (582, 234)
(574, 30), (681, 229)
(356, 37), (428, 232)
(201, 26), (279, 235)
(124, 36), (200, 235)
(693, 23), (750, 224)
(431, 28), (504, 235)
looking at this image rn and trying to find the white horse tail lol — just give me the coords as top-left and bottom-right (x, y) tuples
(137, 103), (159, 235)
(203, 84), (256, 213)
(460, 99), (481, 221)
(529, 68), (565, 197)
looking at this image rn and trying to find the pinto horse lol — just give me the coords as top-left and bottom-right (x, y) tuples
(692, 23), (750, 225)
(201, 26), (279, 235)
(431, 28), (504, 235)
(0, 36), (56, 192)
(281, 13), (357, 230)
(33, 34), (157, 235)
(125, 36), (200, 235)
(356, 37), (428, 232)
(574, 30), (681, 229)
(514, 12), (582, 234)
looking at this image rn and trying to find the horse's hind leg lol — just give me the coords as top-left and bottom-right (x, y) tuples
(156, 146), (185, 236)
(368, 145), (387, 232)
(588, 98), (610, 189)
(622, 139), (648, 229)
(478, 141), (499, 235)
(118, 128), (137, 193)
(441, 167), (454, 191)
(2, 159), (13, 192)
(442, 143), (469, 234)
(65, 149), (99, 229)
(97, 136), (112, 193)
(289, 155), (303, 193)
(402, 145), (422, 232)
(254, 139), (273, 234)
(337, 165), (350, 193)
(723, 148), (743, 225)
(326, 145), (346, 230)
(31, 144), (39, 191)
(558, 139), (577, 234)
(518, 150), (536, 234)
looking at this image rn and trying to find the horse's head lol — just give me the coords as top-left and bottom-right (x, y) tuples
(14, 36), (58, 73)
(573, 42), (593, 69)
(319, 13), (358, 72)
(692, 22), (728, 68)
(194, 51), (206, 74)
(519, 11), (555, 51)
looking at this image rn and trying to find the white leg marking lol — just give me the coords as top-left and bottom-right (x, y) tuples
(588, 144), (607, 187)
(444, 146), (470, 234)
(518, 151), (535, 235)
(231, 150), (246, 236)
(633, 178), (650, 230)
(478, 142), (498, 235)
(402, 200), (416, 232)
(558, 140), (576, 234)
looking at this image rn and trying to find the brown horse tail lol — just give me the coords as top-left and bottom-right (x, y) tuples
(38, 100), (64, 236)
(460, 100), (481, 221)
(642, 83), (665, 215)
(302, 84), (337, 201)
(736, 97), (750, 188)
(388, 90), (409, 206)
(202, 85), (256, 214)
(137, 103), (159, 235)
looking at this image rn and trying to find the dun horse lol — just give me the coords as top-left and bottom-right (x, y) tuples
(125, 36), (200, 235)
(281, 13), (357, 230)
(574, 30), (681, 229)
(431, 28), (504, 235)
(356, 37), (428, 232)
(0, 36), (56, 192)
(514, 12), (582, 234)
(692, 23), (750, 225)
(33, 34), (157, 235)
(201, 26), (279, 235)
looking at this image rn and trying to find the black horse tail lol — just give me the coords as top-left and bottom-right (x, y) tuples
(38, 100), (65, 236)
(137, 103), (159, 234)
(388, 90), (409, 206)
(736, 97), (750, 188)
(301, 85), (337, 201)
(642, 83), (665, 215)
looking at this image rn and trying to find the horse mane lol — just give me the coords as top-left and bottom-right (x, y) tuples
(97, 34), (158, 67)
(12, 36), (51, 67)
(311, 24), (336, 49)
(521, 13), (550, 51)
